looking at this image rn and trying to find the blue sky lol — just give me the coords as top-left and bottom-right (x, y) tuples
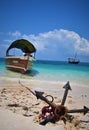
(0, 0), (89, 62)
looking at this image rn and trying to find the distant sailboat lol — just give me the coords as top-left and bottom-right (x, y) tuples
(68, 53), (80, 64)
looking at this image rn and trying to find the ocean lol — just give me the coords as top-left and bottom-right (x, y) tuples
(0, 58), (89, 87)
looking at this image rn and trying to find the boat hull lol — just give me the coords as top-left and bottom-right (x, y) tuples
(68, 61), (79, 64)
(5, 56), (34, 73)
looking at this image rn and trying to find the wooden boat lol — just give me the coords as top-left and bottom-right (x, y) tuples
(5, 39), (36, 73)
(68, 53), (80, 64)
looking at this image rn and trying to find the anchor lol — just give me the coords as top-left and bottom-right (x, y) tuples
(61, 81), (72, 106)
(19, 80), (89, 125)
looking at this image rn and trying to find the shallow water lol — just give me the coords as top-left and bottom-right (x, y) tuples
(0, 58), (89, 87)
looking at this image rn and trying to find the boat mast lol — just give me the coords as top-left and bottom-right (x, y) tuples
(74, 52), (77, 59)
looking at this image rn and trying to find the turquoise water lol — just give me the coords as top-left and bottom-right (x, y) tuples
(0, 58), (89, 87)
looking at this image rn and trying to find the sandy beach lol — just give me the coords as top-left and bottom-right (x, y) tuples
(0, 77), (89, 130)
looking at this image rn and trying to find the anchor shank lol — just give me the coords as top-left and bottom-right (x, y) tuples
(61, 81), (71, 106)
(61, 89), (68, 105)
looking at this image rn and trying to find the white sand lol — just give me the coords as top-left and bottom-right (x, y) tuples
(0, 77), (89, 130)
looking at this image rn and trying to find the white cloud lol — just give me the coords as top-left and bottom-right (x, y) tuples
(22, 29), (89, 55)
(8, 31), (21, 37)
(1, 29), (89, 61)
(4, 39), (13, 43)
(75, 37), (89, 54)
